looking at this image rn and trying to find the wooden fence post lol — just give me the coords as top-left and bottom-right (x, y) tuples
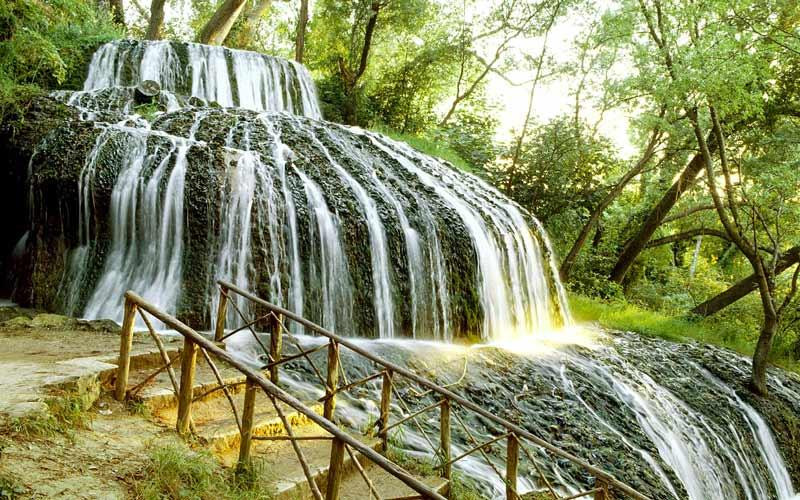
(323, 340), (339, 420)
(237, 378), (258, 470)
(594, 479), (608, 500)
(379, 370), (393, 451)
(115, 298), (138, 401)
(269, 313), (283, 384)
(440, 398), (451, 481)
(326, 437), (346, 500)
(176, 337), (198, 435)
(506, 434), (519, 500)
(214, 285), (228, 342)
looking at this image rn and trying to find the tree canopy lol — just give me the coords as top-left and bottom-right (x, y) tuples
(3, 0), (800, 392)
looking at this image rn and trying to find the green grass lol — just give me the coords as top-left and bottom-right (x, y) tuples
(570, 294), (800, 375)
(0, 472), (26, 499)
(372, 127), (476, 174)
(132, 444), (273, 500)
(126, 399), (151, 418)
(0, 390), (92, 439)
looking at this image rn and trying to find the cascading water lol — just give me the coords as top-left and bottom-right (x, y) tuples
(298, 170), (355, 333)
(37, 40), (572, 339)
(84, 40), (322, 118)
(229, 329), (798, 500)
(11, 40), (798, 499)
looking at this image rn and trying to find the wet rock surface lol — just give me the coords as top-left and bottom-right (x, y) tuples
(4, 87), (566, 342)
(243, 329), (800, 499)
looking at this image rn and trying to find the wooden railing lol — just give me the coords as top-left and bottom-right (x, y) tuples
(114, 290), (445, 500)
(114, 280), (651, 500)
(212, 281), (650, 500)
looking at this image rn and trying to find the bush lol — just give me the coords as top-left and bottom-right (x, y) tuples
(0, 0), (121, 120)
(373, 126), (476, 174)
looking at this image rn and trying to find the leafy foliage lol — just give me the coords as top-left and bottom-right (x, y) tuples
(0, 0), (120, 119)
(490, 116), (622, 223)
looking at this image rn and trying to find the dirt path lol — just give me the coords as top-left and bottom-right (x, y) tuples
(0, 307), (183, 418)
(0, 306), (184, 498)
(1, 397), (181, 499)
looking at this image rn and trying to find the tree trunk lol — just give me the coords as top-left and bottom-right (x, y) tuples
(198, 0), (249, 45)
(336, 2), (379, 126)
(560, 126), (662, 281)
(110, 0), (126, 25)
(342, 84), (358, 125)
(688, 236), (702, 280)
(231, 0), (272, 47)
(145, 0), (167, 40)
(609, 136), (716, 284)
(295, 0), (309, 63)
(751, 305), (778, 396)
(690, 245), (800, 316)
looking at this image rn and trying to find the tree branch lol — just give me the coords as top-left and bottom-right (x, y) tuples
(645, 228), (731, 248)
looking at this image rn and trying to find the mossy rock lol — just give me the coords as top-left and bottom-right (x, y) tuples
(2, 316), (33, 329)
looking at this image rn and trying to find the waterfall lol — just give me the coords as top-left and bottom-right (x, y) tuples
(12, 39), (798, 500)
(41, 41), (575, 340)
(211, 149), (259, 326)
(303, 123), (396, 338)
(84, 40), (322, 118)
(229, 330), (798, 500)
(544, 339), (797, 500)
(363, 131), (567, 339)
(75, 127), (190, 321)
(298, 171), (355, 334)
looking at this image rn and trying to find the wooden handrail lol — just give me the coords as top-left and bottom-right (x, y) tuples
(440, 432), (512, 470)
(218, 280), (651, 500)
(123, 290), (446, 500)
(317, 370), (386, 402)
(380, 399), (445, 435)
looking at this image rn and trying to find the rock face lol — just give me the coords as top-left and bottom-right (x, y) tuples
(266, 330), (800, 499)
(2, 40), (570, 342)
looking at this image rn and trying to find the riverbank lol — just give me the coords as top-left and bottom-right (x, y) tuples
(570, 294), (800, 376)
(1, 304), (799, 498)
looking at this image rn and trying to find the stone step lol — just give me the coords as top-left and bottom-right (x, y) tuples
(119, 343), (448, 499)
(214, 424), (447, 500)
(335, 456), (449, 500)
(153, 388), (324, 452)
(126, 351), (249, 411)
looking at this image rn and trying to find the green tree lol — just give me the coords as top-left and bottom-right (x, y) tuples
(491, 116), (621, 224)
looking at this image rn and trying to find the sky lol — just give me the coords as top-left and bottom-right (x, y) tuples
(483, 4), (636, 156)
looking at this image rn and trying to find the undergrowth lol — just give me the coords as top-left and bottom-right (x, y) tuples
(0, 472), (26, 499)
(0, 390), (92, 439)
(372, 126), (477, 174)
(126, 399), (151, 418)
(0, 0), (121, 121)
(132, 444), (274, 500)
(570, 294), (800, 375)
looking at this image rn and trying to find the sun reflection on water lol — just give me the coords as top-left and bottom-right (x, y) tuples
(483, 324), (599, 355)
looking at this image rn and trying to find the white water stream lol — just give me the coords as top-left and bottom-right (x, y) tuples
(27, 40), (797, 499)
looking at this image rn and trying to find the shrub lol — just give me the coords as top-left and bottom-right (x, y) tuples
(0, 0), (121, 120)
